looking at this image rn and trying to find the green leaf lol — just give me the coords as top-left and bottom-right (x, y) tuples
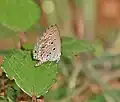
(0, 0), (40, 31)
(88, 93), (105, 102)
(21, 43), (33, 51)
(61, 37), (95, 58)
(26, 23), (46, 33)
(2, 50), (58, 97)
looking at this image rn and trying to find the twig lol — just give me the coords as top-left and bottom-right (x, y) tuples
(61, 80), (89, 102)
(67, 56), (82, 93)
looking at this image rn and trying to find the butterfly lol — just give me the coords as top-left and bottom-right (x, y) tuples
(33, 24), (61, 66)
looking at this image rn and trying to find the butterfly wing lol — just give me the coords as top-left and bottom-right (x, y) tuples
(33, 24), (61, 66)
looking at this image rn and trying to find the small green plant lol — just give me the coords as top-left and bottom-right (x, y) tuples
(1, 36), (104, 101)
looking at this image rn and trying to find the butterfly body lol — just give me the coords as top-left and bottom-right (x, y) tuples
(33, 24), (61, 66)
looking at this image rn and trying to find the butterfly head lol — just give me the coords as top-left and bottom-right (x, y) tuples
(32, 43), (42, 60)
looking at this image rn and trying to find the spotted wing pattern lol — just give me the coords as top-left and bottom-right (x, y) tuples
(33, 24), (61, 66)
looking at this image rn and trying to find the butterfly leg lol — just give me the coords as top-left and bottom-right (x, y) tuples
(35, 61), (43, 67)
(56, 57), (60, 63)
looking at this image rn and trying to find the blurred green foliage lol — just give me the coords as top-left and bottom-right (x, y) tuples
(0, 0), (40, 38)
(72, 0), (82, 7)
(0, 24), (17, 38)
(0, 97), (6, 102)
(44, 86), (67, 101)
(88, 93), (105, 102)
